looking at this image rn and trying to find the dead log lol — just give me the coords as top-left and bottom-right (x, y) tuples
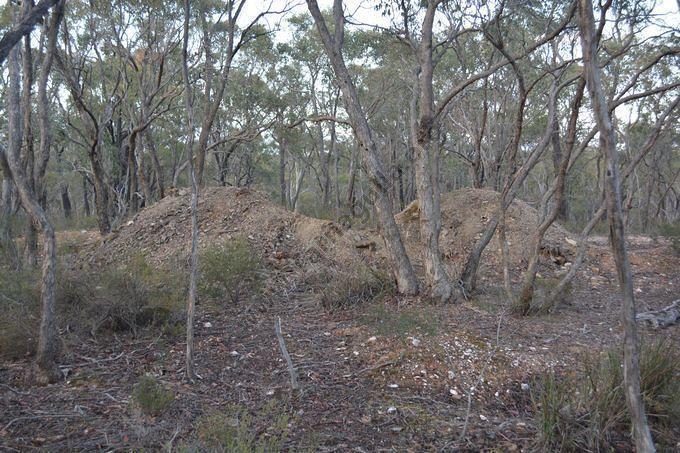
(636, 300), (680, 328)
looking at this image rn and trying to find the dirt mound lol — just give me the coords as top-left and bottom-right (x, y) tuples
(396, 188), (578, 277)
(84, 187), (382, 291)
(84, 187), (577, 288)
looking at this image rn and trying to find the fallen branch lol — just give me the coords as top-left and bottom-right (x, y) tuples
(352, 352), (404, 377)
(275, 317), (300, 392)
(636, 300), (680, 328)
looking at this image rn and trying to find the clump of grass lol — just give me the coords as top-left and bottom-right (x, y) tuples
(193, 401), (291, 452)
(198, 237), (263, 303)
(532, 340), (680, 451)
(132, 374), (174, 416)
(0, 266), (40, 360)
(320, 264), (394, 309)
(360, 304), (439, 338)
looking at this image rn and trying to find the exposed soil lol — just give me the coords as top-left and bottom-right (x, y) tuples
(396, 188), (577, 278)
(2, 188), (679, 451)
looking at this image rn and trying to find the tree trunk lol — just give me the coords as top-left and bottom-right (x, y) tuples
(517, 78), (586, 311)
(1, 172), (21, 269)
(145, 130), (165, 199)
(82, 174), (91, 217)
(411, 0), (454, 301)
(346, 140), (358, 214)
(551, 100), (569, 222)
(4, 33), (61, 385)
(278, 134), (287, 208)
(21, 5), (38, 268)
(182, 0), (199, 382)
(0, 0), (59, 66)
(578, 1), (655, 450)
(306, 0), (419, 295)
(90, 140), (111, 234)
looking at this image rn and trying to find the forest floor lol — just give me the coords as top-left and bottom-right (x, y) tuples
(1, 188), (679, 451)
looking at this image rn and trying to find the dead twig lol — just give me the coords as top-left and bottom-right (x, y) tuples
(275, 317), (300, 392)
(351, 353), (405, 377)
(3, 414), (83, 432)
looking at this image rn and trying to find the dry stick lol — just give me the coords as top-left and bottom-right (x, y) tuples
(275, 317), (300, 392)
(181, 0), (198, 383)
(3, 414), (82, 432)
(353, 353), (404, 376)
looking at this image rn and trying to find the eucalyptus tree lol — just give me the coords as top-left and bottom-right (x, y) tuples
(111, 1), (183, 213)
(515, 0), (680, 312)
(0, 0), (60, 66)
(579, 0), (656, 449)
(1, 0), (65, 384)
(57, 0), (128, 234)
(306, 0), (420, 295)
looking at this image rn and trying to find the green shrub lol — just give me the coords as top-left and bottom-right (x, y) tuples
(532, 340), (680, 451)
(198, 237), (263, 303)
(194, 402), (290, 452)
(0, 267), (40, 360)
(132, 374), (174, 416)
(57, 255), (186, 335)
(321, 264), (394, 309)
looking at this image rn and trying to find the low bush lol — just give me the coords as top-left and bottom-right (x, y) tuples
(0, 267), (39, 360)
(1, 255), (185, 361)
(320, 264), (394, 309)
(532, 340), (680, 451)
(198, 237), (263, 303)
(132, 374), (174, 416)
(193, 401), (291, 452)
(57, 254), (186, 336)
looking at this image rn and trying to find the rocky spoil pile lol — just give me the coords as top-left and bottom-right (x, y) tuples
(84, 187), (578, 286)
(395, 188), (578, 276)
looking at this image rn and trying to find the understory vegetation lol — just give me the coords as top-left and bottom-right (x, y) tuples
(1, 0), (678, 450)
(532, 340), (680, 451)
(187, 401), (294, 452)
(198, 237), (263, 303)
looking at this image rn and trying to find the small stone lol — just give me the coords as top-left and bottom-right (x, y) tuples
(521, 383), (530, 391)
(449, 388), (462, 400)
(367, 336), (377, 342)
